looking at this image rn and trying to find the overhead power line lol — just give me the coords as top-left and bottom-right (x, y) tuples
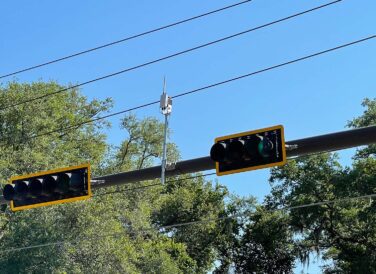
(7, 35), (375, 146)
(170, 35), (374, 99)
(0, 0), (253, 80)
(0, 0), (342, 112)
(2, 192), (375, 254)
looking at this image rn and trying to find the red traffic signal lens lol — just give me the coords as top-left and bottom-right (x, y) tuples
(3, 184), (15, 201)
(210, 142), (227, 163)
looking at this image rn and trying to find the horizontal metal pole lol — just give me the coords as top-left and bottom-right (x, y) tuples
(285, 125), (376, 157)
(93, 156), (214, 188)
(93, 125), (376, 188)
(1, 125), (375, 205)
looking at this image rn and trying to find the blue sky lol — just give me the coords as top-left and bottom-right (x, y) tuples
(1, 0), (375, 272)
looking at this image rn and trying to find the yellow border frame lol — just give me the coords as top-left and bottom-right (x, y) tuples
(214, 125), (286, 176)
(9, 163), (91, 211)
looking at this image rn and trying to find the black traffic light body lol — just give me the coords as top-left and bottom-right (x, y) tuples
(210, 125), (286, 176)
(3, 164), (91, 211)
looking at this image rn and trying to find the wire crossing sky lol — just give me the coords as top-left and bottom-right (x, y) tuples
(0, 0), (252, 79)
(1, 34), (373, 148)
(0, 0), (341, 112)
(1, 1), (375, 271)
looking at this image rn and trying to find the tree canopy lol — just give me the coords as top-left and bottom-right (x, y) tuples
(0, 81), (374, 273)
(264, 97), (376, 273)
(0, 82), (243, 273)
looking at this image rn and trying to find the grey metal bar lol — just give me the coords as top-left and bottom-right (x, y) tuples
(93, 125), (376, 188)
(285, 125), (376, 157)
(93, 156), (214, 188)
(1, 126), (375, 205)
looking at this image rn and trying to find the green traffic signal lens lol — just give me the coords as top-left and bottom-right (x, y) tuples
(70, 172), (84, 191)
(258, 137), (274, 158)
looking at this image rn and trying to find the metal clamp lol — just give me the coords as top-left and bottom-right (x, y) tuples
(165, 162), (176, 171)
(285, 144), (298, 151)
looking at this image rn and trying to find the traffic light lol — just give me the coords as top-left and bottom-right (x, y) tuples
(2, 164), (91, 211)
(210, 125), (286, 176)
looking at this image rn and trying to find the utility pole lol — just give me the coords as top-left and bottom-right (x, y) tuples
(160, 77), (172, 184)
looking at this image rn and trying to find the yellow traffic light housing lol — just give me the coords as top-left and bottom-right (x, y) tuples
(3, 164), (91, 211)
(211, 125), (286, 176)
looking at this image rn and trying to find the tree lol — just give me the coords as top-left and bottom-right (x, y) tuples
(0, 81), (114, 272)
(7, 81), (373, 273)
(98, 113), (233, 273)
(265, 98), (376, 273)
(153, 174), (229, 273)
(0, 81), (111, 179)
(211, 195), (296, 274)
(0, 82), (233, 273)
(99, 113), (179, 175)
(233, 208), (296, 274)
(0, 82), (195, 273)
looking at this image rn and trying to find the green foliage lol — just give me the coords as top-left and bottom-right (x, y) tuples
(154, 176), (229, 273)
(99, 114), (180, 175)
(0, 82), (231, 273)
(0, 81), (112, 179)
(265, 98), (376, 273)
(1, 81), (373, 273)
(347, 97), (376, 159)
(233, 208), (295, 274)
(211, 195), (296, 274)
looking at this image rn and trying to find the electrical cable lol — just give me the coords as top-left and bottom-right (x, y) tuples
(5, 35), (374, 146)
(170, 35), (375, 99)
(0, 0), (252, 80)
(0, 0), (342, 112)
(2, 192), (375, 253)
